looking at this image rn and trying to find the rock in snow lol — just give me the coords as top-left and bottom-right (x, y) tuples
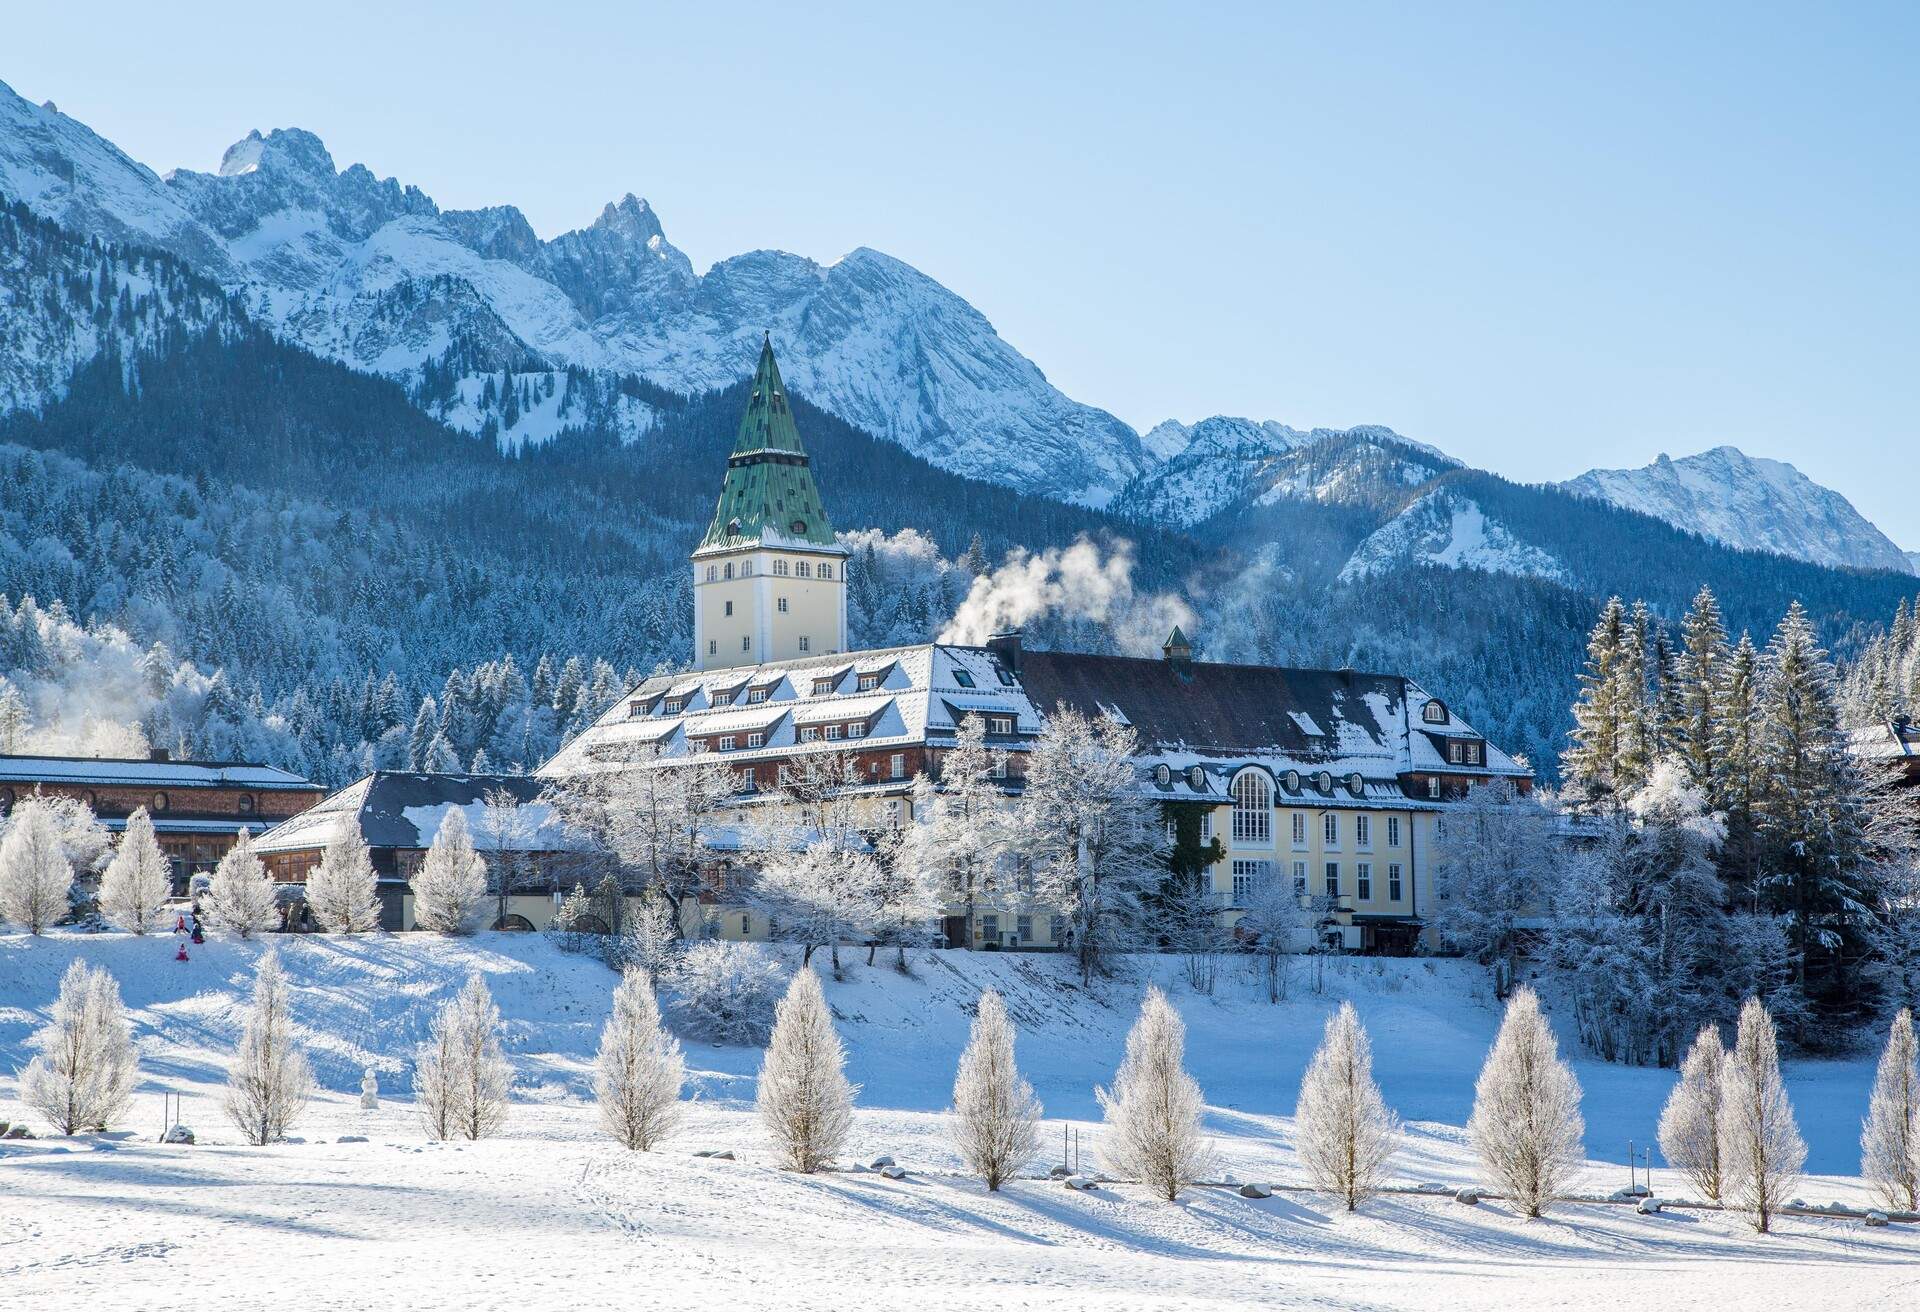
(1237, 1183), (1274, 1199)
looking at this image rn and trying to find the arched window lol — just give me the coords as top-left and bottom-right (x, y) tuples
(774, 560), (790, 577)
(706, 565), (718, 582)
(796, 561), (813, 578)
(723, 562), (734, 580)
(152, 792), (169, 813)
(1231, 770), (1271, 843)
(1423, 700), (1448, 724)
(237, 793), (256, 814)
(818, 563), (833, 579)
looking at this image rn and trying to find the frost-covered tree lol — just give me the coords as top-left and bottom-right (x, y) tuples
(1467, 986), (1583, 1217)
(474, 786), (533, 931)
(751, 841), (885, 975)
(1564, 597), (1641, 800)
(305, 819), (381, 933)
(757, 968), (857, 1173)
(667, 940), (787, 1045)
(1657, 1025), (1726, 1200)
(1295, 1002), (1400, 1211)
(0, 798), (75, 933)
(951, 988), (1042, 1190)
(1235, 873), (1297, 1003)
(1015, 709), (1168, 984)
(410, 809), (490, 934)
(896, 716), (1011, 947)
(1714, 633), (1765, 882)
(548, 748), (738, 935)
(97, 806), (172, 933)
(1675, 586), (1729, 789)
(613, 894), (680, 983)
(21, 960), (137, 1134)
(203, 830), (279, 937)
(223, 946), (314, 1145)
(1718, 997), (1805, 1233)
(1861, 1008), (1920, 1212)
(414, 975), (511, 1141)
(1430, 779), (1561, 965)
(1097, 986), (1215, 1201)
(450, 974), (512, 1140)
(594, 967), (684, 1152)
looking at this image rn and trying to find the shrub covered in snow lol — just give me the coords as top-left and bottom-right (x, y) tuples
(668, 940), (787, 1045)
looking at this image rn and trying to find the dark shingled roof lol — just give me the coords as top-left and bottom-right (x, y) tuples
(254, 772), (554, 854)
(1014, 649), (1408, 761)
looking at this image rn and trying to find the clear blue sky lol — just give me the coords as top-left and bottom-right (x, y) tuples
(13, 1), (1920, 543)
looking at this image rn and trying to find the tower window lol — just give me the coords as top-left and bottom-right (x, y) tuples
(724, 601), (733, 616)
(724, 563), (734, 580)
(796, 561), (813, 578)
(706, 566), (718, 582)
(742, 636), (752, 651)
(778, 597), (788, 613)
(819, 563), (833, 579)
(799, 636), (811, 652)
(774, 560), (790, 577)
(707, 641), (717, 656)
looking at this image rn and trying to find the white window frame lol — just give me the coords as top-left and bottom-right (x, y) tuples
(889, 753), (906, 779)
(1387, 815), (1402, 847)
(846, 722), (866, 739)
(798, 636), (810, 652)
(824, 724), (842, 741)
(1292, 860), (1307, 894)
(1324, 862), (1340, 898)
(1356, 861), (1372, 900)
(718, 735), (736, 752)
(1388, 862), (1403, 901)
(746, 732), (764, 749)
(1323, 812), (1339, 848)
(1291, 811), (1306, 847)
(1231, 770), (1272, 844)
(1231, 859), (1271, 904)
(1355, 814), (1371, 849)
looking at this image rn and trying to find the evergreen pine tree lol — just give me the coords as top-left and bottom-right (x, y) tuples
(1676, 585), (1729, 789)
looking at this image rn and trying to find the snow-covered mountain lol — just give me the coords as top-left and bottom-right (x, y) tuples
(1561, 446), (1913, 575)
(0, 82), (1147, 505)
(1338, 489), (1568, 584)
(1113, 418), (1457, 528)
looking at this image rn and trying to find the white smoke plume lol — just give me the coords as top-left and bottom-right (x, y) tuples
(936, 539), (1197, 658)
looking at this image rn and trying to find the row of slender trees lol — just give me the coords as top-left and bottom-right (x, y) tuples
(20, 942), (1920, 1231)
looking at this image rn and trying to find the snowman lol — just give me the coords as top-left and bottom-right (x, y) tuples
(359, 1067), (380, 1111)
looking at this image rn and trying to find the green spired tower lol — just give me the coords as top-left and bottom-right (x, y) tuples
(691, 337), (849, 670)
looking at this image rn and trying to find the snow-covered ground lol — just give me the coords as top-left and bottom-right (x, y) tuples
(0, 933), (1914, 1310)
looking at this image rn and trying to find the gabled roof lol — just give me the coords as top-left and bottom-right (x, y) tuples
(697, 338), (841, 554)
(253, 772), (575, 854)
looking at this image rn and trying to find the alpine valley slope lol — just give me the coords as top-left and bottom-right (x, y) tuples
(0, 81), (1147, 507)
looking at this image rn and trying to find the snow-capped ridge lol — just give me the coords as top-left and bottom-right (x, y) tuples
(1561, 445), (1912, 575)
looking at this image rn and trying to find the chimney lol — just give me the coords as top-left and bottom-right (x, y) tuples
(986, 630), (1022, 676)
(149, 748), (171, 763)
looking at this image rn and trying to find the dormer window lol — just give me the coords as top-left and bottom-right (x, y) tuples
(846, 722), (867, 739)
(1423, 701), (1449, 725)
(626, 700), (650, 719)
(748, 687), (769, 704)
(858, 673), (881, 692)
(718, 735), (736, 752)
(1231, 770), (1272, 843)
(988, 716), (1013, 735)
(1347, 772), (1365, 798)
(1314, 770), (1333, 795)
(746, 732), (764, 749)
(1466, 741), (1483, 765)
(1448, 741), (1465, 764)
(1154, 764), (1172, 787)
(813, 678), (836, 696)
(1186, 765), (1206, 791)
(664, 697), (685, 714)
(1283, 770), (1301, 793)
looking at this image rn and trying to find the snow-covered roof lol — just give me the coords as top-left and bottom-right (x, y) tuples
(538, 641), (1530, 801)
(255, 772), (581, 854)
(0, 753), (321, 791)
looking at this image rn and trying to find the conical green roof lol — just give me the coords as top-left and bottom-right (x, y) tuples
(698, 338), (840, 553)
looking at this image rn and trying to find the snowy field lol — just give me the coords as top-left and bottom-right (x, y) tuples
(0, 932), (1915, 1310)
